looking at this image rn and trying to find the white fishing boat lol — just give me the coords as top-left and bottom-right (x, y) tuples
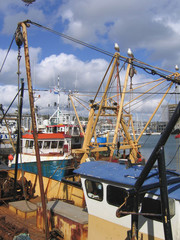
(8, 130), (74, 179)
(74, 101), (180, 240)
(75, 159), (180, 240)
(8, 74), (84, 179)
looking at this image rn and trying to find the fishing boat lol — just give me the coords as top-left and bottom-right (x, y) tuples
(7, 76), (84, 179)
(1, 20), (180, 240)
(8, 116), (84, 180)
(74, 101), (180, 240)
(0, 114), (17, 158)
(75, 160), (180, 240)
(2, 102), (180, 240)
(8, 131), (74, 179)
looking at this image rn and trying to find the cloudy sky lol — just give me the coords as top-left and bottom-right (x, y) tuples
(0, 0), (180, 120)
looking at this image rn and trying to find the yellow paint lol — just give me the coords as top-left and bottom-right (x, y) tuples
(8, 205), (17, 214)
(17, 209), (36, 219)
(8, 170), (85, 208)
(9, 204), (36, 219)
(88, 214), (163, 240)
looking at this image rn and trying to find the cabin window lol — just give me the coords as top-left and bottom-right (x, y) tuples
(58, 141), (63, 148)
(69, 127), (72, 134)
(60, 127), (64, 132)
(53, 127), (57, 133)
(74, 137), (80, 143)
(141, 197), (162, 222)
(25, 140), (29, 148)
(44, 141), (50, 149)
(107, 185), (127, 207)
(51, 141), (58, 149)
(74, 127), (79, 135)
(107, 185), (133, 214)
(38, 141), (43, 149)
(85, 179), (103, 201)
(29, 140), (34, 149)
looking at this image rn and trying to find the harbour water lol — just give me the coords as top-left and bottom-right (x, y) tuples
(139, 134), (180, 173)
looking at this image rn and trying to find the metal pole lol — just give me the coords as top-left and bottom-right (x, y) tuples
(14, 79), (24, 199)
(20, 21), (49, 239)
(158, 147), (173, 240)
(131, 194), (139, 240)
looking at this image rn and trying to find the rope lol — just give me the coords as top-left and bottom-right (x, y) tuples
(23, 20), (179, 83)
(116, 194), (129, 217)
(0, 33), (15, 73)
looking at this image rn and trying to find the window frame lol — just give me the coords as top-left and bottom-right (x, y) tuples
(85, 179), (103, 202)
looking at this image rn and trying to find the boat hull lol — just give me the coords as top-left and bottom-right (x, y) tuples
(9, 155), (74, 180)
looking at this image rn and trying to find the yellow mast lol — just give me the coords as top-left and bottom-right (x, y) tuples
(78, 53), (119, 163)
(69, 94), (85, 135)
(73, 52), (142, 164)
(137, 81), (174, 142)
(110, 60), (131, 159)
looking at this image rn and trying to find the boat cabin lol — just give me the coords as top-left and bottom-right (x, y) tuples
(21, 133), (71, 155)
(46, 124), (81, 136)
(75, 161), (180, 240)
(45, 124), (84, 149)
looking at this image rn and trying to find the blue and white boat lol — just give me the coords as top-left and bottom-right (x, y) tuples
(8, 130), (74, 180)
(8, 122), (83, 180)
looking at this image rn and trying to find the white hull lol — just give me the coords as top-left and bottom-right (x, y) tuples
(8, 153), (73, 167)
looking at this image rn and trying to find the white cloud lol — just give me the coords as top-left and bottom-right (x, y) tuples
(0, 47), (41, 85)
(0, 0), (179, 119)
(33, 52), (108, 92)
(0, 47), (109, 114)
(53, 0), (180, 68)
(1, 0), (180, 67)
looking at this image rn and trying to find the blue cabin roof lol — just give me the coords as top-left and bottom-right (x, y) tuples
(74, 161), (180, 201)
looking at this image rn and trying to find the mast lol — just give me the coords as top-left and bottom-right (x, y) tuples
(13, 79), (24, 199)
(57, 75), (60, 122)
(18, 21), (49, 239)
(49, 75), (63, 124)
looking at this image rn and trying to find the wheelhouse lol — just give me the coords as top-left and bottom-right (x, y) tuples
(75, 161), (180, 240)
(21, 133), (71, 155)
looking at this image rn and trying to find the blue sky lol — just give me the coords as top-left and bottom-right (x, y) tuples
(0, 0), (180, 119)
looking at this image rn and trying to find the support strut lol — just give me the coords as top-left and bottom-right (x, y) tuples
(158, 147), (173, 240)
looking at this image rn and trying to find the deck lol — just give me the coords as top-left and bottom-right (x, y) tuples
(0, 198), (88, 240)
(0, 202), (45, 239)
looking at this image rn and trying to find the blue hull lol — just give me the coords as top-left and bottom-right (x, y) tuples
(11, 159), (74, 181)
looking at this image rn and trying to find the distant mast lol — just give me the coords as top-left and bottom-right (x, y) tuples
(49, 75), (62, 125)
(57, 75), (61, 123)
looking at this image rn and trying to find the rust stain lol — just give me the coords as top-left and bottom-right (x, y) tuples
(37, 205), (88, 240)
